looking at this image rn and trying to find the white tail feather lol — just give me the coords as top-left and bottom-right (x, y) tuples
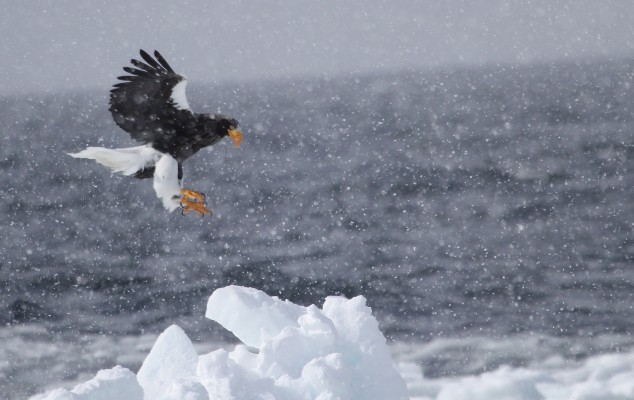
(68, 146), (162, 176)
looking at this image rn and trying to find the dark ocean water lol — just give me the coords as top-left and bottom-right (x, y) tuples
(2, 59), (634, 397)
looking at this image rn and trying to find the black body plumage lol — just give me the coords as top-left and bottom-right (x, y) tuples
(109, 50), (238, 170)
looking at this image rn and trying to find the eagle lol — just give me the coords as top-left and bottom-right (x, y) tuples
(69, 50), (242, 216)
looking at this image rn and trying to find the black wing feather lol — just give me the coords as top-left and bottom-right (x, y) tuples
(130, 59), (158, 73)
(109, 49), (194, 150)
(153, 50), (175, 73)
(139, 49), (163, 71)
(122, 66), (152, 78)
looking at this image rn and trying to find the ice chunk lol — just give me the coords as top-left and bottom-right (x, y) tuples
(31, 366), (143, 400)
(197, 349), (278, 400)
(255, 305), (338, 380)
(161, 379), (209, 400)
(321, 296), (408, 400)
(137, 325), (198, 400)
(205, 285), (409, 400)
(206, 285), (305, 348)
(32, 286), (408, 400)
(435, 366), (544, 400)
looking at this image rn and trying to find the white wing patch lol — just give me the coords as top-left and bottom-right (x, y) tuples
(170, 79), (192, 111)
(153, 154), (182, 212)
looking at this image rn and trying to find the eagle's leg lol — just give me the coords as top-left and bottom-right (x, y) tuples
(180, 189), (211, 217)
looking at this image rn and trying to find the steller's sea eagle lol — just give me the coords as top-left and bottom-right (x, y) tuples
(69, 49), (242, 216)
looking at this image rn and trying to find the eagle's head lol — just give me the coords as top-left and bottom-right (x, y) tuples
(209, 114), (242, 147)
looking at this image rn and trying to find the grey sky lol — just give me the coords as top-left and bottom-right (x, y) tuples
(2, 0), (634, 95)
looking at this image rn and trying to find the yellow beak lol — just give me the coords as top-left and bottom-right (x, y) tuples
(228, 129), (242, 147)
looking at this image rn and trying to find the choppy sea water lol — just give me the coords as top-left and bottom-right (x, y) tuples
(2, 59), (634, 398)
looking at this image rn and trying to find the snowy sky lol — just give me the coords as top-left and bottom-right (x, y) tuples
(2, 0), (634, 94)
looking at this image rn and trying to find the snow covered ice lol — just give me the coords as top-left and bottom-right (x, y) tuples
(402, 351), (634, 400)
(29, 286), (634, 400)
(31, 285), (409, 400)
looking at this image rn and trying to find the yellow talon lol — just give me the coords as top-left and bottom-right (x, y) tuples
(180, 189), (211, 217)
(181, 189), (206, 203)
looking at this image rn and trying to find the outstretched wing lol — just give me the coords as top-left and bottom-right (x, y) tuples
(109, 50), (195, 146)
